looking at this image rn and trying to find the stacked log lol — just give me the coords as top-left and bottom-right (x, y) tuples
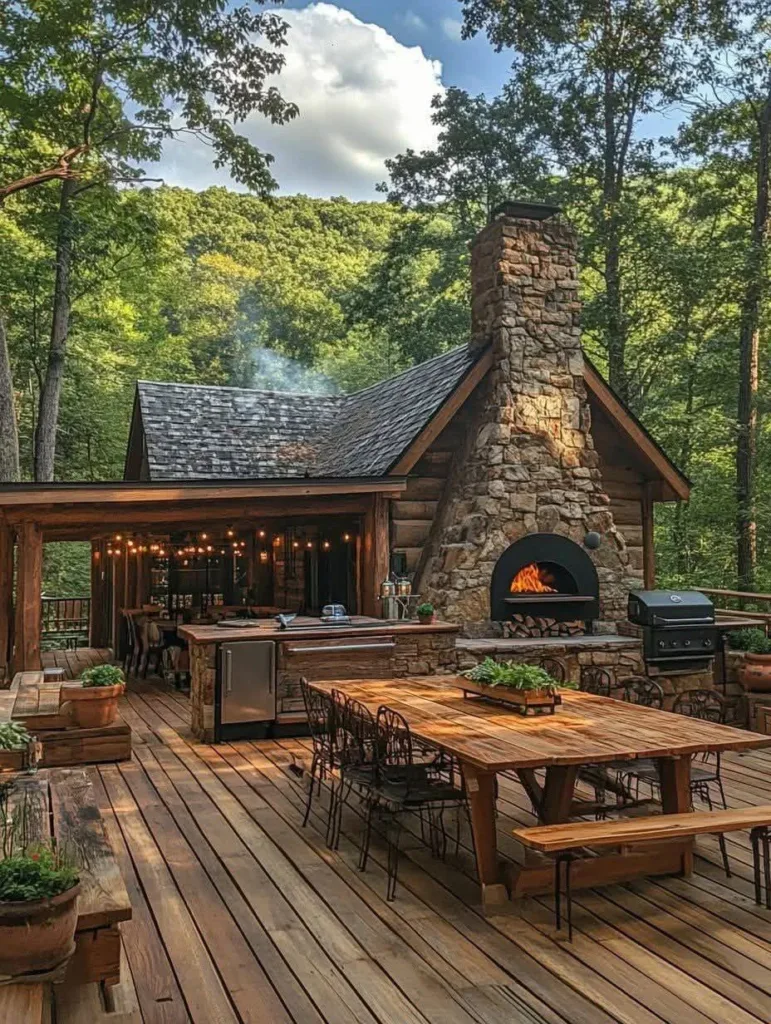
(504, 614), (585, 639)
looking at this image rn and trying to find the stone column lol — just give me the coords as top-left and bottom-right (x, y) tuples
(419, 209), (631, 634)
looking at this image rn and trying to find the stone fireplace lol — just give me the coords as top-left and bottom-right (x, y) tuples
(418, 201), (633, 637)
(490, 532), (599, 638)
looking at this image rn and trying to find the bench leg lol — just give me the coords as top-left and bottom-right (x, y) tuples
(764, 830), (771, 911)
(554, 854), (575, 941)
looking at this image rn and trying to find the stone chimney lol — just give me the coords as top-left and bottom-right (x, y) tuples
(418, 203), (632, 635)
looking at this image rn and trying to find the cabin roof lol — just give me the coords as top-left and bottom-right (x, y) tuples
(125, 346), (689, 500)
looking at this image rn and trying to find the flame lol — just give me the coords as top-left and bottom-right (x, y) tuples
(510, 563), (557, 594)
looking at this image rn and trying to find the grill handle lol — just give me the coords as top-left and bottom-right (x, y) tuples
(651, 615), (714, 627)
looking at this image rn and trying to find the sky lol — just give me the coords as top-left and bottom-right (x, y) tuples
(153, 1), (513, 201)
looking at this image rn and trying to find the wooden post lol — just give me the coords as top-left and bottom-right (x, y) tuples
(111, 552), (126, 657)
(12, 522), (43, 673)
(90, 540), (109, 648)
(0, 522), (14, 678)
(362, 493), (390, 617)
(642, 481), (656, 589)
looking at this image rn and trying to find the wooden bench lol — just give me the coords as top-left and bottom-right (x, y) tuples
(2, 672), (131, 767)
(514, 805), (771, 939)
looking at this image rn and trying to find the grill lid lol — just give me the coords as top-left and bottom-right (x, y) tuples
(628, 589), (714, 626)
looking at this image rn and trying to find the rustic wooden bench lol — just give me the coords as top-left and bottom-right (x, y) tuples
(2, 672), (131, 767)
(0, 768), (131, 1001)
(513, 805), (771, 939)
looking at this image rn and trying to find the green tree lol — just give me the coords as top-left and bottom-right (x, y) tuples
(0, 0), (298, 481)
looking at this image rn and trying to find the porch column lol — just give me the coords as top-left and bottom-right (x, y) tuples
(642, 481), (656, 589)
(362, 493), (390, 616)
(90, 540), (109, 648)
(0, 522), (14, 678)
(12, 522), (43, 674)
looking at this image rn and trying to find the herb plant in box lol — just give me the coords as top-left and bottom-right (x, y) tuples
(0, 786), (80, 977)
(60, 664), (125, 729)
(0, 722), (35, 773)
(730, 628), (771, 692)
(461, 658), (577, 715)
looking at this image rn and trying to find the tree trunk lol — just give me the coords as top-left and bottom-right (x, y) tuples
(674, 359), (695, 579)
(0, 314), (20, 481)
(736, 88), (771, 591)
(604, 227), (628, 400)
(34, 176), (76, 482)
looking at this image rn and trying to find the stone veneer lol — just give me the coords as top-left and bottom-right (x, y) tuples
(418, 210), (634, 636)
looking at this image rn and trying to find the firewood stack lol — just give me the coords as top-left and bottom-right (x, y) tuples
(505, 614), (585, 639)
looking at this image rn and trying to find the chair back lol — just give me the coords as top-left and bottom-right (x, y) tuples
(672, 688), (724, 723)
(620, 675), (664, 709)
(580, 666), (612, 697)
(336, 693), (378, 767)
(539, 658), (567, 684)
(301, 679), (333, 754)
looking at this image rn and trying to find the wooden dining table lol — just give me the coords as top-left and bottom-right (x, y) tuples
(314, 676), (771, 910)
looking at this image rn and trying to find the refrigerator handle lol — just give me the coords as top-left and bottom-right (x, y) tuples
(225, 649), (233, 695)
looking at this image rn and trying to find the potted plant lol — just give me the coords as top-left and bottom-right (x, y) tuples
(730, 628), (771, 692)
(0, 786), (80, 977)
(461, 658), (577, 715)
(60, 664), (125, 729)
(0, 722), (36, 773)
(416, 602), (436, 625)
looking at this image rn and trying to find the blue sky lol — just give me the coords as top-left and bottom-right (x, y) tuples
(154, 1), (513, 200)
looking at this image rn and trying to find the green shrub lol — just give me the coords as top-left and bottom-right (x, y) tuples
(416, 602), (434, 617)
(80, 664), (125, 688)
(728, 628), (771, 655)
(462, 658), (577, 692)
(0, 844), (78, 902)
(0, 723), (32, 751)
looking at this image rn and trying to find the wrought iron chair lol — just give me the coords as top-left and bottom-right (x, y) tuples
(300, 680), (339, 840)
(358, 705), (469, 900)
(539, 658), (567, 684)
(579, 666), (613, 696)
(328, 693), (380, 851)
(620, 675), (665, 708)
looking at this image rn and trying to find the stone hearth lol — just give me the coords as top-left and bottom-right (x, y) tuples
(418, 206), (634, 637)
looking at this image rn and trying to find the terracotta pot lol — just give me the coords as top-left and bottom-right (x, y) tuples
(739, 652), (771, 692)
(0, 882), (80, 976)
(417, 613), (436, 626)
(60, 682), (124, 728)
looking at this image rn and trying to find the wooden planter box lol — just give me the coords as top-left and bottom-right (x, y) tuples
(460, 678), (561, 715)
(0, 741), (36, 772)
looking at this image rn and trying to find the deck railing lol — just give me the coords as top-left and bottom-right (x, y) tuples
(41, 595), (90, 646)
(699, 587), (771, 629)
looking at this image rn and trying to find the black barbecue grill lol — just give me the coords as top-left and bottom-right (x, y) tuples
(627, 590), (717, 665)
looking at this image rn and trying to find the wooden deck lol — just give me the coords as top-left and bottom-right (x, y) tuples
(50, 679), (771, 1024)
(41, 646), (113, 679)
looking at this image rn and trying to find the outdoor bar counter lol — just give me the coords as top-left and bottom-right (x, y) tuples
(179, 617), (459, 742)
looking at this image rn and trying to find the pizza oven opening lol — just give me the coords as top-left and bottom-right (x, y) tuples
(490, 533), (600, 638)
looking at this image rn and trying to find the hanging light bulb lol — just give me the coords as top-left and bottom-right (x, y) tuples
(323, 540), (330, 551)
(292, 541), (299, 549)
(343, 533), (351, 542)
(258, 530), (266, 539)
(206, 545), (213, 553)
(115, 534), (122, 541)
(306, 541), (313, 549)
(201, 532), (208, 540)
(226, 529), (234, 538)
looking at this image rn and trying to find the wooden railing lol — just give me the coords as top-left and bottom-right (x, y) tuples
(698, 587), (771, 628)
(41, 596), (90, 643)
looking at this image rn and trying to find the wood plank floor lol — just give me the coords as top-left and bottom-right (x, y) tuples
(54, 680), (771, 1024)
(41, 646), (112, 679)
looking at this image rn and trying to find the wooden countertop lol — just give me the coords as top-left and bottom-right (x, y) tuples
(179, 616), (460, 644)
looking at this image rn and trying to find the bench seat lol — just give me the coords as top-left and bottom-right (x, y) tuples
(513, 804), (771, 853)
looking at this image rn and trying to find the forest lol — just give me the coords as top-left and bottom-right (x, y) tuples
(2, 0), (771, 596)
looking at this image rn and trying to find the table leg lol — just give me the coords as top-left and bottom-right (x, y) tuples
(540, 766), (579, 824)
(461, 762), (509, 911)
(658, 755), (694, 874)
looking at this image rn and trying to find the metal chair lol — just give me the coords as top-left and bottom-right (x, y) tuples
(328, 693), (380, 850)
(358, 705), (469, 900)
(539, 658), (567, 684)
(619, 675), (664, 708)
(579, 666), (613, 696)
(300, 680), (338, 839)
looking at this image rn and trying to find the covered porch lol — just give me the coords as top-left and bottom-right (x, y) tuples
(0, 477), (399, 678)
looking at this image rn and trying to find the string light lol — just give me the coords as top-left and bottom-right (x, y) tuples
(258, 530), (266, 538)
(115, 534), (122, 541)
(201, 532), (208, 540)
(343, 533), (351, 542)
(226, 529), (234, 538)
(322, 541), (330, 551)
(306, 541), (313, 549)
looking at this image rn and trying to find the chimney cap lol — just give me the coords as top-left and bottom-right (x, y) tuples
(489, 200), (562, 223)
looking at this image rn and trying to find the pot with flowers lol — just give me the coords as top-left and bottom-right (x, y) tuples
(0, 784), (80, 978)
(60, 664), (125, 729)
(416, 602), (436, 626)
(0, 722), (36, 773)
(730, 628), (771, 693)
(461, 658), (577, 715)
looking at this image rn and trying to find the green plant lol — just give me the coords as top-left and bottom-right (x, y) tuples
(80, 664), (125, 688)
(728, 628), (771, 655)
(0, 723), (32, 751)
(462, 658), (578, 692)
(0, 844), (78, 902)
(416, 602), (435, 617)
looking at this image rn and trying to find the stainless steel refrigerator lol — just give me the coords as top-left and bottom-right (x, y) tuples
(218, 640), (276, 740)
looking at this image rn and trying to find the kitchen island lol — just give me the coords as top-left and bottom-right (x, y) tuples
(179, 617), (459, 741)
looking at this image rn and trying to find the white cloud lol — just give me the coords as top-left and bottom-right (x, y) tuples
(441, 17), (463, 41)
(152, 3), (444, 200)
(401, 10), (427, 31)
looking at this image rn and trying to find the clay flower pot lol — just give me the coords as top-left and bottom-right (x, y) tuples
(418, 613), (436, 626)
(60, 682), (125, 729)
(739, 652), (771, 693)
(0, 882), (80, 976)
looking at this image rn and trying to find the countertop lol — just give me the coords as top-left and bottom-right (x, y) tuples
(179, 616), (460, 644)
